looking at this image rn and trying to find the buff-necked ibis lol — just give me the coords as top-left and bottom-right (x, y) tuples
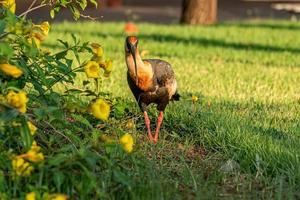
(125, 36), (180, 143)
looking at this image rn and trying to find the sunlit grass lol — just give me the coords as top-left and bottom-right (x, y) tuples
(47, 21), (300, 102)
(44, 20), (300, 198)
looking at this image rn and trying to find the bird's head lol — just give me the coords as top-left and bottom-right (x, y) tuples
(125, 36), (139, 84)
(125, 36), (138, 54)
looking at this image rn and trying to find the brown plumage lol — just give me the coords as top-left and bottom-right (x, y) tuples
(125, 36), (180, 143)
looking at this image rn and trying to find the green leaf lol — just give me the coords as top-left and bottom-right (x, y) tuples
(31, 79), (45, 95)
(20, 119), (33, 150)
(71, 33), (77, 44)
(73, 50), (80, 64)
(64, 130), (82, 145)
(83, 89), (97, 97)
(66, 59), (73, 68)
(0, 109), (19, 121)
(89, 0), (98, 8)
(113, 170), (131, 187)
(59, 0), (68, 7)
(78, 0), (87, 10)
(70, 5), (80, 20)
(57, 39), (69, 48)
(0, 171), (6, 192)
(56, 62), (70, 73)
(71, 114), (93, 129)
(53, 171), (65, 189)
(48, 153), (69, 166)
(65, 88), (82, 94)
(50, 9), (55, 18)
(55, 50), (68, 60)
(113, 102), (130, 119)
(33, 106), (60, 120)
(6, 78), (26, 89)
(0, 43), (13, 59)
(0, 20), (6, 34)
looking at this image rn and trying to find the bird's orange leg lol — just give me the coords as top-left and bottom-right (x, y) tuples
(143, 111), (153, 142)
(153, 111), (164, 144)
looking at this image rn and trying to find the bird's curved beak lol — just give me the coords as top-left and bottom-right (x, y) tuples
(129, 44), (138, 85)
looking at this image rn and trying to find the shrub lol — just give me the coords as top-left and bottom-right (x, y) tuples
(0, 1), (133, 198)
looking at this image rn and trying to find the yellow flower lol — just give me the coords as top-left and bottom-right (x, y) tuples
(91, 43), (104, 58)
(99, 59), (113, 77)
(120, 133), (134, 153)
(50, 194), (68, 200)
(84, 61), (100, 78)
(90, 99), (110, 121)
(18, 141), (44, 163)
(192, 95), (198, 103)
(26, 192), (36, 200)
(39, 21), (50, 36)
(28, 121), (37, 135)
(27, 33), (43, 48)
(29, 37), (41, 48)
(25, 150), (44, 163)
(0, 0), (16, 13)
(12, 157), (34, 176)
(0, 63), (23, 78)
(104, 59), (113, 71)
(24, 141), (44, 163)
(6, 90), (28, 113)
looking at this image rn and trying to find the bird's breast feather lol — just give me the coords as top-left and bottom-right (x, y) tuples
(136, 72), (154, 91)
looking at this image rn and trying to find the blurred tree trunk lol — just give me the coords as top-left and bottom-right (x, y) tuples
(181, 0), (217, 25)
(107, 0), (123, 7)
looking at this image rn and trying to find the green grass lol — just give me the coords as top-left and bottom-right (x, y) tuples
(44, 20), (300, 199)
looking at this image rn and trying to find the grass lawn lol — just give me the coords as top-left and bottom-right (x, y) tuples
(42, 20), (300, 199)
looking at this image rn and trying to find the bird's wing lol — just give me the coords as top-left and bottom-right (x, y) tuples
(144, 59), (177, 99)
(143, 59), (175, 87)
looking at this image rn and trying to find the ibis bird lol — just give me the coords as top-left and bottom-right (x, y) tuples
(125, 36), (180, 143)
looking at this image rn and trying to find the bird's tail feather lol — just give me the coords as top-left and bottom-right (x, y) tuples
(171, 91), (180, 101)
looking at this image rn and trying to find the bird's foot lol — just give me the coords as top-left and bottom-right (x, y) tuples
(144, 111), (156, 143)
(144, 111), (163, 144)
(148, 133), (159, 144)
(152, 132), (159, 144)
(152, 111), (164, 144)
(148, 133), (154, 143)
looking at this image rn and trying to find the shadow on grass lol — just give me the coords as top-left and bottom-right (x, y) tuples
(138, 33), (300, 54)
(142, 93), (300, 183)
(216, 22), (300, 31)
(49, 29), (300, 54)
(116, 92), (300, 198)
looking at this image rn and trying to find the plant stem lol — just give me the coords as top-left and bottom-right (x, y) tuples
(192, 102), (196, 113)
(95, 78), (100, 97)
(40, 65), (83, 97)
(23, 0), (38, 18)
(18, 3), (50, 18)
(0, 32), (10, 39)
(80, 13), (98, 20)
(42, 120), (78, 151)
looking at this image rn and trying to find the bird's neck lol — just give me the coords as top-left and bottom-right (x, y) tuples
(126, 50), (154, 91)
